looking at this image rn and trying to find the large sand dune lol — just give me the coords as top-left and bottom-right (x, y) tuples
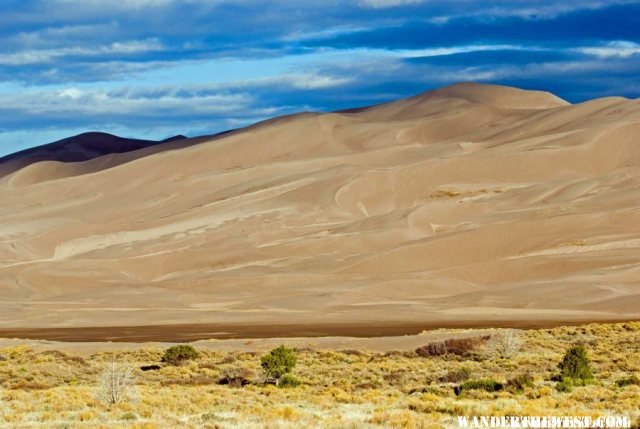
(1, 83), (639, 330)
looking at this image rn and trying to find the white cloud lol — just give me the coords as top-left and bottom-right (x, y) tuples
(51, 0), (176, 10)
(0, 87), (252, 116)
(357, 0), (423, 9)
(58, 88), (84, 99)
(0, 39), (163, 66)
(286, 73), (352, 89)
(579, 41), (640, 58)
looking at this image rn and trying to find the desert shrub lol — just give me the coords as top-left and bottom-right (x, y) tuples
(506, 373), (534, 393)
(219, 367), (254, 387)
(556, 377), (573, 393)
(161, 345), (198, 366)
(199, 362), (219, 370)
(97, 358), (136, 406)
(482, 330), (523, 359)
(416, 342), (447, 357)
(279, 374), (301, 388)
(454, 378), (503, 395)
(416, 336), (488, 357)
(120, 412), (137, 421)
(446, 337), (487, 355)
(260, 345), (297, 386)
(558, 345), (593, 383)
(616, 375), (640, 387)
(440, 367), (472, 383)
(220, 355), (236, 364)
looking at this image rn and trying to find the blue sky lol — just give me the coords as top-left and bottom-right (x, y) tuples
(1, 0), (639, 156)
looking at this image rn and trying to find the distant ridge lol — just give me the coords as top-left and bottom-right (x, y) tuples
(0, 132), (187, 179)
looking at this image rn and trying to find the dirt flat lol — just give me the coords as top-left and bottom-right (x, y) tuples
(0, 318), (635, 343)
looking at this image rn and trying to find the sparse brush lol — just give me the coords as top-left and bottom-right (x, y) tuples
(96, 358), (136, 406)
(161, 375), (218, 386)
(482, 330), (523, 359)
(416, 336), (488, 357)
(220, 355), (236, 364)
(506, 373), (534, 393)
(383, 370), (406, 385)
(616, 375), (640, 387)
(219, 366), (254, 387)
(439, 367), (472, 383)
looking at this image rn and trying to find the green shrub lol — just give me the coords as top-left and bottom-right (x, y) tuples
(260, 345), (297, 386)
(556, 377), (573, 393)
(454, 378), (503, 395)
(616, 375), (640, 387)
(558, 345), (593, 383)
(506, 373), (534, 393)
(161, 345), (198, 366)
(279, 374), (301, 388)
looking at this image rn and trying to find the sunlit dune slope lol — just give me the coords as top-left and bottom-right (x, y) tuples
(1, 83), (639, 328)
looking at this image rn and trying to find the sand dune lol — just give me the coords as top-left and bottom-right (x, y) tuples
(1, 82), (639, 329)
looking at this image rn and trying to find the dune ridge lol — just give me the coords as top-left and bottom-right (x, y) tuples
(1, 82), (639, 329)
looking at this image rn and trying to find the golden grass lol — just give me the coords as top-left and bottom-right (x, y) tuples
(0, 322), (638, 428)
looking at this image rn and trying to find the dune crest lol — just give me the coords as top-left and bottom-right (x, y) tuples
(1, 83), (639, 329)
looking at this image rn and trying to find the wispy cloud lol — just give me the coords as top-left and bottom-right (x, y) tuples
(579, 41), (640, 58)
(357, 0), (424, 9)
(0, 39), (163, 65)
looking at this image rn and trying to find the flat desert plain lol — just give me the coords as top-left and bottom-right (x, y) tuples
(1, 83), (640, 337)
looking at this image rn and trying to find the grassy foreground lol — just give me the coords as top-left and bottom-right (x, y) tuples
(0, 322), (638, 428)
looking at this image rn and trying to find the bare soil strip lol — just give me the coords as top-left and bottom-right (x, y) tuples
(0, 319), (636, 342)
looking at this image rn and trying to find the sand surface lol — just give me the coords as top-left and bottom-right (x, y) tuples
(1, 83), (640, 332)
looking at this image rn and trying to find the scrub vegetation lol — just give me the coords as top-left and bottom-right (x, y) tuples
(0, 322), (638, 428)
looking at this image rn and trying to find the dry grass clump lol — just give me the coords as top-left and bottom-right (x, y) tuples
(0, 322), (638, 428)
